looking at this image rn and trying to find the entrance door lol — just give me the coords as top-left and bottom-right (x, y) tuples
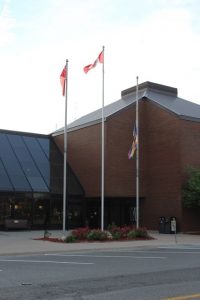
(87, 203), (99, 228)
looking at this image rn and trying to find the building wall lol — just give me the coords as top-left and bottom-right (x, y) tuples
(104, 99), (183, 229)
(54, 108), (140, 198)
(101, 99), (183, 230)
(180, 119), (200, 172)
(141, 100), (182, 229)
(180, 119), (200, 231)
(54, 124), (102, 197)
(105, 107), (138, 197)
(53, 99), (200, 231)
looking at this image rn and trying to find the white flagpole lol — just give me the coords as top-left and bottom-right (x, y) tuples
(136, 76), (139, 228)
(101, 46), (105, 231)
(63, 59), (68, 234)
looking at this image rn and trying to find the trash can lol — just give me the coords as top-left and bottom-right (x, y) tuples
(165, 217), (171, 234)
(159, 216), (166, 233)
(170, 216), (177, 234)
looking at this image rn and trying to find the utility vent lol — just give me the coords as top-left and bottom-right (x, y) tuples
(121, 81), (178, 98)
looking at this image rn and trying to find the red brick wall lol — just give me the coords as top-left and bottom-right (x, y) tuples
(104, 100), (183, 230)
(54, 124), (102, 197)
(180, 119), (200, 171)
(140, 100), (182, 229)
(105, 107), (138, 197)
(180, 119), (200, 231)
(53, 99), (200, 231)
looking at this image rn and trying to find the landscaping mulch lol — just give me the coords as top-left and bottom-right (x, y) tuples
(33, 237), (64, 243)
(33, 236), (155, 243)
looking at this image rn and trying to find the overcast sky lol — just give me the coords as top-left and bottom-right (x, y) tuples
(0, 0), (200, 134)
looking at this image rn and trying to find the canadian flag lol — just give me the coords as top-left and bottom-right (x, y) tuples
(83, 50), (104, 74)
(60, 67), (67, 96)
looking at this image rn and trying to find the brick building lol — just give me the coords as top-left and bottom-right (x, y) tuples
(53, 81), (200, 232)
(1, 81), (200, 231)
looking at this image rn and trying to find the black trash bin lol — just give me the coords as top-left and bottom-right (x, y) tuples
(159, 216), (166, 233)
(165, 217), (171, 234)
(170, 216), (177, 234)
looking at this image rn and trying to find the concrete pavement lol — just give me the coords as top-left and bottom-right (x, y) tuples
(0, 230), (200, 256)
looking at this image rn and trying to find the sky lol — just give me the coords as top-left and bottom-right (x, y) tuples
(0, 0), (200, 134)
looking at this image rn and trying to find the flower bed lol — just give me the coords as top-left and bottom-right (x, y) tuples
(34, 226), (153, 243)
(65, 225), (152, 243)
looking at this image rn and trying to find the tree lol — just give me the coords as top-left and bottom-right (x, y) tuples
(182, 167), (200, 208)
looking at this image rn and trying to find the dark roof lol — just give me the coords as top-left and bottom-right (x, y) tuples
(52, 81), (200, 135)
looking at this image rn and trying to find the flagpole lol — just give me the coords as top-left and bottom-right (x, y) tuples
(63, 59), (68, 234)
(101, 46), (105, 231)
(136, 76), (139, 228)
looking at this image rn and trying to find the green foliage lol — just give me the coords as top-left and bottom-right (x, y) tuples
(127, 230), (137, 239)
(64, 226), (149, 243)
(182, 167), (200, 208)
(87, 229), (107, 241)
(134, 227), (148, 238)
(107, 223), (122, 240)
(127, 227), (148, 239)
(112, 231), (121, 240)
(65, 235), (76, 243)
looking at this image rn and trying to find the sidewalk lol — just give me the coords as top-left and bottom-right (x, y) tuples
(0, 230), (200, 256)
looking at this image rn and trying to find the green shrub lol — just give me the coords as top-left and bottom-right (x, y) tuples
(112, 231), (121, 240)
(127, 230), (137, 239)
(87, 229), (107, 241)
(182, 167), (200, 208)
(127, 227), (148, 239)
(107, 223), (121, 239)
(107, 223), (117, 231)
(65, 235), (76, 243)
(134, 227), (148, 238)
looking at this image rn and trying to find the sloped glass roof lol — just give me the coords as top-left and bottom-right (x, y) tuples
(0, 133), (49, 192)
(0, 131), (84, 196)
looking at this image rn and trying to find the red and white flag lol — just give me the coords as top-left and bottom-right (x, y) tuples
(60, 67), (67, 96)
(83, 50), (104, 74)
